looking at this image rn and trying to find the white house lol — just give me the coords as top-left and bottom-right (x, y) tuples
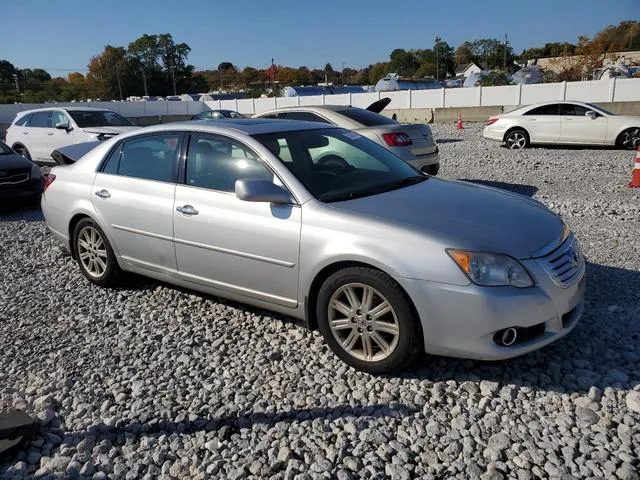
(455, 62), (483, 78)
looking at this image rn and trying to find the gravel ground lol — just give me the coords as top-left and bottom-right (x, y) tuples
(1, 123), (639, 479)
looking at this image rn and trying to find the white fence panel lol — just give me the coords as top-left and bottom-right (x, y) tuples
(565, 80), (609, 102)
(521, 83), (564, 104)
(204, 100), (222, 110)
(410, 89), (442, 108)
(613, 78), (640, 102)
(298, 95), (325, 106)
(444, 88), (479, 107)
(143, 102), (170, 116)
(275, 97), (299, 108)
(236, 99), (255, 114)
(350, 92), (381, 108)
(253, 97), (277, 113)
(323, 94), (351, 105)
(481, 85), (519, 106)
(385, 91), (411, 109)
(219, 99), (238, 111)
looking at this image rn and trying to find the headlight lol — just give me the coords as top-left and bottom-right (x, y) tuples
(30, 164), (42, 178)
(447, 250), (534, 288)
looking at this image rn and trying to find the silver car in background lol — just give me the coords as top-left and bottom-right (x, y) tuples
(253, 98), (441, 175)
(42, 119), (584, 373)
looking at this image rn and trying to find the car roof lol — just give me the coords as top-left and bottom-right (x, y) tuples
(140, 118), (336, 136)
(16, 106), (114, 115)
(259, 105), (353, 114)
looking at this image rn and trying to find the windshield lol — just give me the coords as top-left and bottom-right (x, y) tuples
(68, 110), (134, 128)
(253, 128), (424, 203)
(0, 142), (11, 155)
(586, 103), (614, 115)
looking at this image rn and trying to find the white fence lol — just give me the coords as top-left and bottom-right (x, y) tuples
(1, 78), (639, 124)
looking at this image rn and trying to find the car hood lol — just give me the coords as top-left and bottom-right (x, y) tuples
(81, 126), (138, 135)
(0, 153), (34, 170)
(331, 178), (563, 259)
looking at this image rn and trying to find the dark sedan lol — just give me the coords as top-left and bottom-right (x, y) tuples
(0, 141), (44, 208)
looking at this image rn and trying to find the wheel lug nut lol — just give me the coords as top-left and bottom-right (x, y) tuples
(366, 315), (372, 320)
(357, 328), (362, 333)
(351, 317), (356, 322)
(356, 310), (362, 315)
(367, 326), (373, 332)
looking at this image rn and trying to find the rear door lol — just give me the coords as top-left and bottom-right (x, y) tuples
(520, 104), (561, 143)
(559, 103), (608, 144)
(24, 111), (53, 160)
(91, 132), (182, 275)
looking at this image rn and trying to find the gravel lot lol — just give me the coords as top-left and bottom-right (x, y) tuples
(1, 123), (639, 479)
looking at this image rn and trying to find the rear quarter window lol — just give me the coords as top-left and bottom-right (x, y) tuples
(14, 114), (31, 126)
(337, 108), (398, 127)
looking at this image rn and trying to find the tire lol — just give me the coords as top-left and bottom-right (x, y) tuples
(316, 267), (421, 374)
(616, 127), (640, 150)
(73, 218), (122, 287)
(504, 129), (529, 149)
(13, 145), (31, 160)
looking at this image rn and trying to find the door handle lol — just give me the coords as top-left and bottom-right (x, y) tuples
(176, 204), (199, 216)
(94, 189), (111, 199)
(23, 132), (28, 135)
(47, 132), (54, 136)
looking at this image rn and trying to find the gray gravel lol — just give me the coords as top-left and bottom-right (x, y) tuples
(1, 123), (639, 479)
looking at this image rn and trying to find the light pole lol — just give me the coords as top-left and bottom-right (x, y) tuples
(11, 74), (19, 91)
(435, 36), (441, 80)
(504, 33), (509, 72)
(341, 62), (345, 84)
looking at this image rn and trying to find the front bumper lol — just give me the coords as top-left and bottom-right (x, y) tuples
(397, 260), (585, 360)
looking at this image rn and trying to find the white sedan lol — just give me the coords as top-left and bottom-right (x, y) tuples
(483, 101), (640, 150)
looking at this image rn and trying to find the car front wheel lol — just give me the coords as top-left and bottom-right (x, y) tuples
(316, 267), (420, 374)
(616, 128), (640, 150)
(505, 129), (529, 149)
(73, 219), (122, 286)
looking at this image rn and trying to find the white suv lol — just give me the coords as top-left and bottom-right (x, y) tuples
(5, 107), (139, 165)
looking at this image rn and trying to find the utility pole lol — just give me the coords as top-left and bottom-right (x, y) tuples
(219, 68), (223, 92)
(504, 33), (508, 72)
(170, 67), (177, 96)
(435, 36), (441, 80)
(11, 73), (19, 91)
(115, 65), (123, 100)
(341, 62), (345, 84)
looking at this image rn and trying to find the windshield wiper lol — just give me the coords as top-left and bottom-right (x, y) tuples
(320, 175), (427, 203)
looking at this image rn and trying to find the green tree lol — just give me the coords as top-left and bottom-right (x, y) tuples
(389, 49), (419, 76)
(454, 42), (474, 67)
(368, 62), (389, 84)
(127, 34), (160, 96)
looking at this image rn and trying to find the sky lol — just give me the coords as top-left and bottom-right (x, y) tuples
(1, 0), (638, 76)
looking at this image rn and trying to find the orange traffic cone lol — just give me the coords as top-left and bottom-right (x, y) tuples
(456, 113), (464, 130)
(629, 146), (640, 188)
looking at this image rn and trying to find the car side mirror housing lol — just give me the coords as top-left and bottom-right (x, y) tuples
(585, 110), (597, 119)
(55, 122), (72, 131)
(235, 179), (293, 204)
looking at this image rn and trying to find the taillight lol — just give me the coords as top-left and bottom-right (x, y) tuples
(43, 174), (56, 191)
(382, 132), (413, 147)
(485, 118), (499, 126)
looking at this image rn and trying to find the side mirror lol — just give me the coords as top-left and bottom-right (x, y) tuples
(585, 110), (597, 120)
(55, 122), (71, 131)
(235, 179), (293, 204)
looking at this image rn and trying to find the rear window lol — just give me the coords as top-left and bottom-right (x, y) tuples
(337, 108), (398, 127)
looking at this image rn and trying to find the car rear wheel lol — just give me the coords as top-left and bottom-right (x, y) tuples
(616, 128), (640, 150)
(316, 267), (420, 374)
(505, 129), (529, 149)
(73, 219), (122, 287)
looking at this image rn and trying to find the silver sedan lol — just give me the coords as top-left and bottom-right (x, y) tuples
(42, 119), (585, 374)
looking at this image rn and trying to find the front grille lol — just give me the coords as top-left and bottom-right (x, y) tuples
(0, 172), (29, 185)
(539, 235), (584, 288)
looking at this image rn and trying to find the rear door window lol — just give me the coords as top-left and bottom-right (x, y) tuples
(114, 134), (182, 182)
(524, 104), (560, 115)
(29, 111), (51, 127)
(280, 111), (332, 123)
(560, 104), (590, 116)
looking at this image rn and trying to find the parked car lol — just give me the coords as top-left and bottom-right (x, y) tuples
(0, 140), (44, 207)
(483, 101), (640, 150)
(253, 98), (440, 175)
(191, 110), (246, 120)
(5, 107), (139, 165)
(42, 119), (585, 374)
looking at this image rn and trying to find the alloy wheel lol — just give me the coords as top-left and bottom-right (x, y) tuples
(77, 226), (108, 278)
(621, 128), (640, 150)
(506, 131), (527, 149)
(328, 283), (400, 362)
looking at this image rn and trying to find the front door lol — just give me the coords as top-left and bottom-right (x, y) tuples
(91, 132), (182, 275)
(25, 110), (53, 161)
(560, 103), (608, 144)
(173, 133), (301, 307)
